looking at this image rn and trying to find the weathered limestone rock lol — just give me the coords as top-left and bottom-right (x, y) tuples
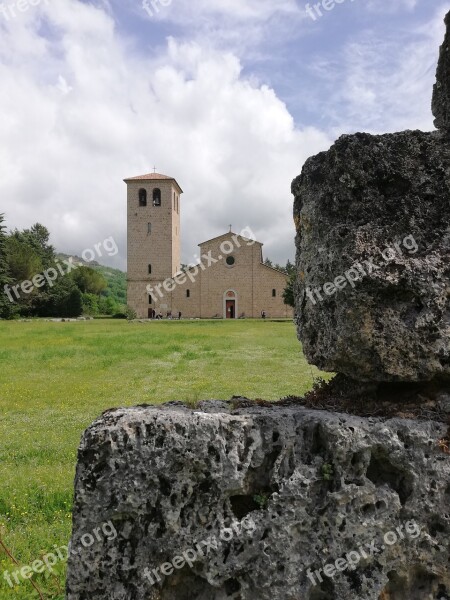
(292, 11), (450, 383)
(66, 403), (450, 600)
(292, 130), (450, 382)
(433, 12), (450, 132)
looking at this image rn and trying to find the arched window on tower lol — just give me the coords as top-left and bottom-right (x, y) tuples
(272, 289), (277, 297)
(139, 189), (147, 207)
(186, 290), (190, 298)
(153, 188), (161, 206)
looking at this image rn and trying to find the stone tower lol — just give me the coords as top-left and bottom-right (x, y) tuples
(125, 172), (183, 318)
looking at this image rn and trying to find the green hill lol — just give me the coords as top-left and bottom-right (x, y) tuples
(57, 254), (127, 308)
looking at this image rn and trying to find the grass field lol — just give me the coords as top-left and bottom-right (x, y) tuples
(0, 319), (326, 599)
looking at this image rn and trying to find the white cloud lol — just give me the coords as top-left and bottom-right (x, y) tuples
(306, 6), (447, 135)
(141, 0), (299, 23)
(135, 0), (305, 61)
(0, 0), (331, 270)
(1, 0), (446, 272)
(366, 0), (418, 14)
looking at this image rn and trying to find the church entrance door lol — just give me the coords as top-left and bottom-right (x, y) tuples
(226, 300), (235, 319)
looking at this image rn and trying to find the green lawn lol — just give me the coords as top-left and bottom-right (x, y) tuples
(0, 319), (326, 599)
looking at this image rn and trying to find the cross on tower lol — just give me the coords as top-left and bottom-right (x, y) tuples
(229, 224), (232, 232)
(153, 166), (157, 173)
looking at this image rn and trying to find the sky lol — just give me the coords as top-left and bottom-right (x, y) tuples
(0, 0), (448, 270)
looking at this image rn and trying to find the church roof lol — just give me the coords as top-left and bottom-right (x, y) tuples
(123, 172), (183, 192)
(198, 232), (288, 277)
(198, 231), (262, 247)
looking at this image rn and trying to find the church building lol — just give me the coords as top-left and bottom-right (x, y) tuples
(125, 172), (292, 319)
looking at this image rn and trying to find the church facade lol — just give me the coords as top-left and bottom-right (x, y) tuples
(125, 172), (292, 319)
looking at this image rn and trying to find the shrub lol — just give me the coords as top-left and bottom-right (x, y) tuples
(125, 306), (137, 320)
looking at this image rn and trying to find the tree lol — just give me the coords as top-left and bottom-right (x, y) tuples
(3, 235), (44, 316)
(0, 214), (9, 290)
(35, 278), (82, 318)
(81, 293), (99, 316)
(283, 272), (296, 308)
(0, 214), (16, 319)
(14, 223), (55, 268)
(63, 287), (83, 318)
(72, 267), (107, 295)
(285, 260), (295, 276)
(98, 296), (121, 315)
(5, 236), (42, 282)
(263, 258), (295, 275)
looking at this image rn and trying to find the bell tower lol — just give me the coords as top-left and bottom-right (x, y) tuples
(125, 171), (182, 318)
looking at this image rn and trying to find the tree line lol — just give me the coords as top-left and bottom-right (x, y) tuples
(0, 214), (125, 319)
(263, 257), (295, 276)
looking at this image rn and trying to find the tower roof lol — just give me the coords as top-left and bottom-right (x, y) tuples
(123, 172), (183, 192)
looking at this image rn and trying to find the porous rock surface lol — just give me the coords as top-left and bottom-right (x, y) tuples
(292, 12), (450, 383)
(66, 402), (450, 600)
(433, 11), (450, 132)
